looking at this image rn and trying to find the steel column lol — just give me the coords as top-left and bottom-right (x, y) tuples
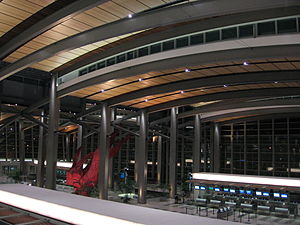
(18, 120), (25, 175)
(37, 110), (45, 187)
(193, 114), (201, 173)
(213, 123), (220, 173)
(45, 74), (60, 190)
(157, 136), (162, 184)
(137, 110), (148, 204)
(169, 107), (177, 198)
(98, 103), (111, 200)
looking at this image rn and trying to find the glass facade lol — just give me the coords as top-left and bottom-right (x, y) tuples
(220, 117), (300, 177)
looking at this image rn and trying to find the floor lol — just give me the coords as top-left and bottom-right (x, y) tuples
(108, 193), (300, 225)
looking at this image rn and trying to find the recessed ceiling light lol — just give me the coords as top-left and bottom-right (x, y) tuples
(274, 81), (278, 84)
(223, 84), (228, 87)
(128, 14), (133, 18)
(180, 91), (185, 94)
(101, 89), (105, 93)
(185, 68), (191, 72)
(138, 78), (143, 82)
(145, 99), (148, 102)
(243, 61), (249, 66)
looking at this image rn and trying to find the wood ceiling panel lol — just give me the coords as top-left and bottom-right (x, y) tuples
(73, 13), (105, 27)
(0, 3), (31, 20)
(51, 24), (80, 36)
(61, 19), (92, 32)
(0, 13), (21, 26)
(85, 7), (119, 22)
(27, 0), (55, 7)
(242, 64), (263, 72)
(100, 1), (132, 18)
(275, 62), (297, 70)
(291, 62), (300, 69)
(138, 0), (165, 7)
(257, 63), (279, 71)
(2, 0), (42, 13)
(31, 63), (55, 71)
(113, 0), (148, 12)
(226, 66), (247, 73)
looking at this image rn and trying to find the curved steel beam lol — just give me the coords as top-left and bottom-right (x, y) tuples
(178, 98), (300, 119)
(106, 71), (300, 106)
(0, 0), (298, 81)
(58, 6), (299, 75)
(146, 87), (300, 112)
(0, 0), (108, 60)
(58, 43), (300, 98)
(201, 106), (300, 122)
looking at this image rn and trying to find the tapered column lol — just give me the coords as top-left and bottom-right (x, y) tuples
(157, 136), (162, 184)
(169, 107), (177, 198)
(77, 125), (83, 148)
(65, 134), (70, 161)
(98, 103), (111, 200)
(134, 116), (140, 183)
(137, 110), (148, 204)
(37, 110), (46, 187)
(213, 123), (220, 173)
(18, 120), (26, 175)
(108, 108), (115, 189)
(193, 114), (201, 173)
(45, 74), (60, 189)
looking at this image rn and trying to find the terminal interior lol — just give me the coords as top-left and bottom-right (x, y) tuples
(0, 0), (300, 224)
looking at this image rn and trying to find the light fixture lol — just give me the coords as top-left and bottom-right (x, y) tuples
(128, 14), (133, 18)
(145, 99), (148, 102)
(243, 61), (249, 66)
(223, 84), (228, 87)
(185, 68), (191, 72)
(101, 89), (105, 93)
(138, 78), (143, 82)
(180, 91), (185, 94)
(274, 81), (278, 84)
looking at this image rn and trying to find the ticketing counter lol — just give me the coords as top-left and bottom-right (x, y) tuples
(191, 173), (300, 218)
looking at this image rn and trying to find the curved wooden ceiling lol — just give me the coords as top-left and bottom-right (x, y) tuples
(69, 58), (300, 108)
(1, 0), (172, 71)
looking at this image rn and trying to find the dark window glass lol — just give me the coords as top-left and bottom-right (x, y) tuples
(150, 43), (161, 54)
(257, 21), (275, 35)
(127, 51), (136, 60)
(138, 47), (149, 57)
(117, 54), (126, 63)
(88, 64), (97, 72)
(97, 61), (105, 69)
(190, 33), (203, 45)
(205, 30), (220, 42)
(277, 18), (297, 33)
(239, 24), (253, 37)
(107, 57), (115, 66)
(162, 40), (175, 51)
(176, 37), (189, 48)
(79, 68), (88, 76)
(222, 27), (237, 40)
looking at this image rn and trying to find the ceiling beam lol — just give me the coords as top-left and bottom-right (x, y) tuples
(146, 87), (300, 112)
(107, 71), (300, 106)
(0, 0), (109, 60)
(1, 0), (298, 81)
(178, 98), (300, 119)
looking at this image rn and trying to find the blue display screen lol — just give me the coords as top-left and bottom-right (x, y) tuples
(274, 193), (280, 198)
(256, 191), (262, 196)
(200, 186), (206, 190)
(230, 189), (235, 193)
(239, 190), (245, 194)
(223, 188), (229, 192)
(246, 190), (252, 195)
(120, 172), (125, 179)
(263, 192), (270, 197)
(194, 185), (200, 190)
(281, 194), (288, 198)
(214, 188), (220, 192)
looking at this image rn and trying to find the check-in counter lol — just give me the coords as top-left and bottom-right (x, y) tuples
(257, 205), (270, 215)
(274, 207), (289, 217)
